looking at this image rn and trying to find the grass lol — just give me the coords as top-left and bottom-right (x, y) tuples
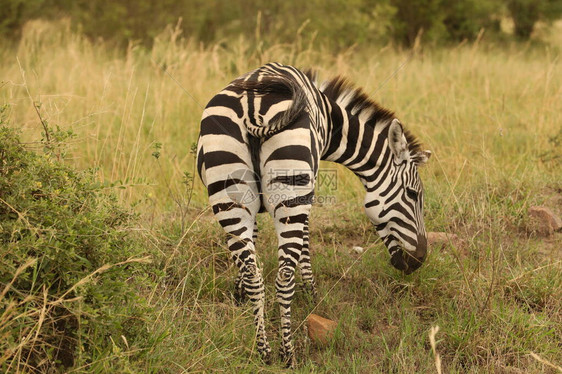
(1, 19), (562, 372)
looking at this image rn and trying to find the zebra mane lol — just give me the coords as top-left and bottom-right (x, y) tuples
(319, 76), (422, 155)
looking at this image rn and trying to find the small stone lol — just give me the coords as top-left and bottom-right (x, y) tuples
(352, 246), (364, 254)
(306, 314), (337, 344)
(528, 206), (562, 237)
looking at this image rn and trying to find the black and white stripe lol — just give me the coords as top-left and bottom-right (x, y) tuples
(196, 62), (431, 367)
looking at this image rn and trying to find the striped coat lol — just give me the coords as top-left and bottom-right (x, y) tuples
(196, 62), (431, 367)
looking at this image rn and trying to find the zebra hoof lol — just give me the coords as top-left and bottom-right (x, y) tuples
(259, 345), (272, 365)
(280, 349), (296, 369)
(233, 288), (247, 306)
(261, 352), (272, 365)
(301, 284), (317, 303)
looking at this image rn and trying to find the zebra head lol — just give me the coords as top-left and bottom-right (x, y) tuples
(365, 119), (431, 274)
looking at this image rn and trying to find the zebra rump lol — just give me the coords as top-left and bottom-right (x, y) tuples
(231, 73), (309, 138)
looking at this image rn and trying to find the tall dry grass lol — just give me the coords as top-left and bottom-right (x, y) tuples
(2, 19), (560, 214)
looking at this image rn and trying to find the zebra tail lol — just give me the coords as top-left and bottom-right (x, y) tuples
(231, 75), (307, 138)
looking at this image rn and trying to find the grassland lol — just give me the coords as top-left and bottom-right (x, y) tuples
(1, 20), (561, 373)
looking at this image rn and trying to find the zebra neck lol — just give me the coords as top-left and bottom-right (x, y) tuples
(321, 103), (392, 186)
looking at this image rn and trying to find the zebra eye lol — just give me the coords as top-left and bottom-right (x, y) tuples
(406, 188), (418, 201)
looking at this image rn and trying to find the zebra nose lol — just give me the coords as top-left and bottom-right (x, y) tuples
(416, 234), (427, 259)
(400, 234), (427, 274)
(389, 234), (428, 274)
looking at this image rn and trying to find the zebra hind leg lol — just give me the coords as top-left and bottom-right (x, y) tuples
(233, 271), (246, 305)
(298, 216), (317, 300)
(213, 201), (271, 363)
(273, 210), (311, 368)
(233, 220), (258, 305)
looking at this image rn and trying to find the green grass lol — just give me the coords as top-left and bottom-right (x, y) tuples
(1, 20), (561, 373)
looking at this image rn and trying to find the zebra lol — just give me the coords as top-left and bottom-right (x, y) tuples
(196, 62), (431, 367)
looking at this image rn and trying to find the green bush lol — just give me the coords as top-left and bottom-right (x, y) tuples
(0, 115), (152, 371)
(390, 0), (447, 46)
(0, 0), (45, 39)
(443, 0), (502, 41)
(508, 0), (562, 39)
(390, 0), (504, 46)
(1, 0), (561, 48)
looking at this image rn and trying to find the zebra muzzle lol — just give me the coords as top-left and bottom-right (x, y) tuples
(390, 235), (427, 274)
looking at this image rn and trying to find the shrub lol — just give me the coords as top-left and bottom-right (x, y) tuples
(442, 0), (502, 41)
(0, 0), (45, 40)
(508, 0), (562, 39)
(0, 115), (152, 371)
(390, 0), (504, 46)
(389, 0), (447, 46)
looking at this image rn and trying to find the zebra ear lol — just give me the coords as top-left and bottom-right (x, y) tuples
(414, 150), (432, 166)
(388, 119), (409, 163)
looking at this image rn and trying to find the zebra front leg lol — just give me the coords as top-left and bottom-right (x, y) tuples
(298, 216), (317, 299)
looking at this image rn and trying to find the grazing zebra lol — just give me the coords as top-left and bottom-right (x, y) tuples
(196, 62), (431, 367)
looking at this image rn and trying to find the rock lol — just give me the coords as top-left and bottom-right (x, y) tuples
(528, 206), (562, 237)
(306, 314), (337, 344)
(352, 246), (364, 254)
(427, 232), (462, 248)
